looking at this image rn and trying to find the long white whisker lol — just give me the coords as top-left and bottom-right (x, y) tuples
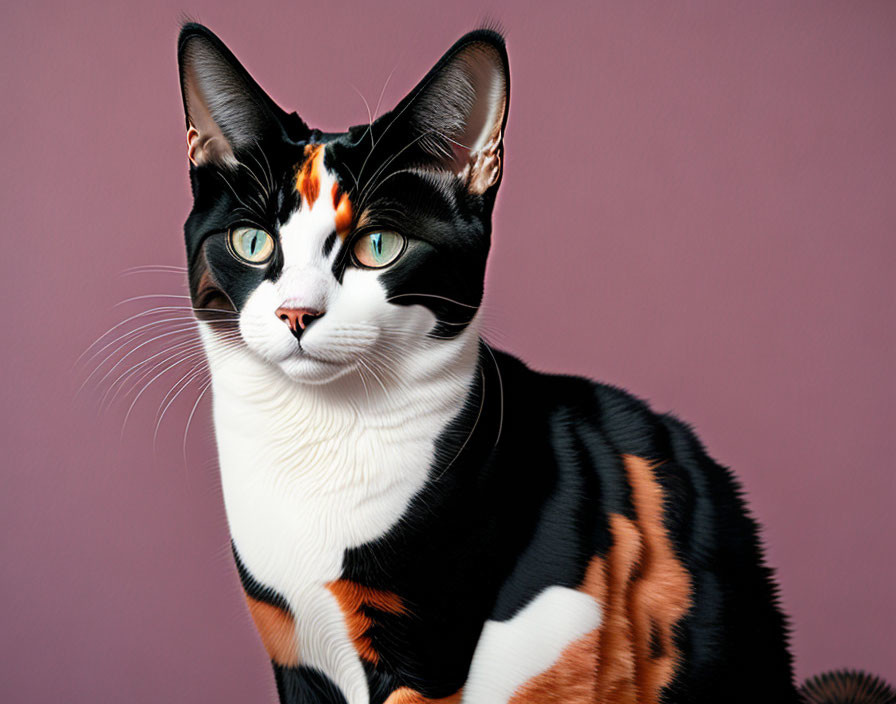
(356, 66), (442, 188)
(351, 82), (374, 132)
(183, 378), (214, 463)
(120, 350), (212, 437)
(102, 342), (209, 409)
(121, 265), (188, 277)
(217, 168), (263, 221)
(85, 311), (238, 378)
(250, 139), (275, 195)
(482, 341), (504, 447)
(104, 347), (201, 412)
(238, 155), (272, 203)
(432, 369), (486, 483)
(91, 326), (208, 389)
(358, 129), (446, 209)
(80, 323), (203, 393)
(358, 356), (389, 397)
(77, 305), (207, 363)
(80, 315), (209, 368)
(385, 292), (479, 309)
(114, 294), (193, 306)
(154, 364), (209, 447)
(355, 362), (374, 409)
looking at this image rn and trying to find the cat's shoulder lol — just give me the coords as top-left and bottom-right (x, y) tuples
(490, 345), (741, 502)
(492, 345), (706, 459)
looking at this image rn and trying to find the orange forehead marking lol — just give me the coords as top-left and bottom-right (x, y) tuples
(331, 182), (354, 238)
(295, 144), (324, 206)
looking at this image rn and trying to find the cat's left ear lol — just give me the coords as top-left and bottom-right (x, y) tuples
(177, 23), (296, 167)
(396, 30), (509, 195)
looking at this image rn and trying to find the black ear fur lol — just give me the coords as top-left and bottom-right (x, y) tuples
(387, 30), (510, 194)
(177, 23), (302, 165)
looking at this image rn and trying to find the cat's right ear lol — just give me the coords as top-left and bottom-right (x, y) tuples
(177, 23), (289, 167)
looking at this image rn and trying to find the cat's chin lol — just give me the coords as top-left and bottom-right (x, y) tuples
(276, 354), (355, 386)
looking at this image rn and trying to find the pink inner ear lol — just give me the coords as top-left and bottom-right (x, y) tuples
(187, 126), (201, 166)
(450, 141), (470, 169)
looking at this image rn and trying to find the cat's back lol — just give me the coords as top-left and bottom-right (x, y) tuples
(475, 350), (799, 702)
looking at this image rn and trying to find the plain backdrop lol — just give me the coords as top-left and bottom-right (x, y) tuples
(2, 1), (894, 701)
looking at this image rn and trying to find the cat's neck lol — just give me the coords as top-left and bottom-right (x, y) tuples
(199, 321), (481, 495)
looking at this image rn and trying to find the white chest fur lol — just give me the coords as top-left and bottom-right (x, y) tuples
(201, 324), (479, 704)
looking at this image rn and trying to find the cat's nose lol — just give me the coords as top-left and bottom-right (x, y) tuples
(275, 307), (324, 338)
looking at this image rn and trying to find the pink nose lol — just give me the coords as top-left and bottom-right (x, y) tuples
(275, 307), (323, 335)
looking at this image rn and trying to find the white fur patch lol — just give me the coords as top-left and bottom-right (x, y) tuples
(461, 587), (602, 704)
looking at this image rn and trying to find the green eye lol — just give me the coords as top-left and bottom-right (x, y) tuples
(229, 227), (274, 264)
(352, 231), (405, 269)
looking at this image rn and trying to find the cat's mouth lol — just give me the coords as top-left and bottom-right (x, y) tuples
(262, 331), (371, 384)
(229, 308), (380, 385)
(276, 349), (355, 385)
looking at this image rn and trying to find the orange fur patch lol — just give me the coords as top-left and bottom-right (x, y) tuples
(592, 515), (644, 703)
(508, 455), (692, 704)
(244, 596), (299, 666)
(325, 580), (408, 665)
(295, 144), (324, 206)
(331, 182), (353, 238)
(622, 454), (692, 699)
(383, 687), (463, 704)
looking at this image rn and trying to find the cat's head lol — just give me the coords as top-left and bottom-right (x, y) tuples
(178, 23), (508, 385)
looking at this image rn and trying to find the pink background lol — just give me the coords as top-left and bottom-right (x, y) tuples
(2, 1), (894, 700)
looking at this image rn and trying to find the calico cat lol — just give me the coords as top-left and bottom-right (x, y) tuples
(176, 23), (893, 704)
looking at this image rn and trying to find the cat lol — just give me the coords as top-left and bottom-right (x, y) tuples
(176, 22), (894, 704)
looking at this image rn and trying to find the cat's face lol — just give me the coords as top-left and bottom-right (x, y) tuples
(178, 25), (508, 384)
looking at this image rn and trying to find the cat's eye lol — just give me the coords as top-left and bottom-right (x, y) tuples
(229, 227), (274, 264)
(351, 231), (405, 269)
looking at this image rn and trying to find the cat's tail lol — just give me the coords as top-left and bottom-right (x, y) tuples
(800, 670), (896, 704)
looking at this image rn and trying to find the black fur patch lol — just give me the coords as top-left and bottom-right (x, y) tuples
(273, 665), (350, 704)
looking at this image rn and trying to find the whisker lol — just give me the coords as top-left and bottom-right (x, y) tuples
(250, 139), (275, 195)
(357, 129), (447, 209)
(183, 378), (214, 463)
(80, 315), (206, 368)
(154, 364), (210, 447)
(90, 325), (207, 390)
(385, 292), (479, 309)
(355, 361), (374, 409)
(121, 265), (188, 277)
(77, 305), (205, 363)
(81, 324), (202, 394)
(217, 168), (264, 222)
(350, 82), (374, 132)
(482, 341), (504, 447)
(358, 356), (389, 397)
(115, 294), (193, 306)
(101, 342), (209, 409)
(432, 369), (486, 483)
(237, 155), (272, 203)
(370, 64), (398, 133)
(356, 66), (443, 187)
(120, 350), (212, 437)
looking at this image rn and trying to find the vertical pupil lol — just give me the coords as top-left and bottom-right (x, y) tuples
(373, 234), (382, 257)
(249, 233), (258, 255)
